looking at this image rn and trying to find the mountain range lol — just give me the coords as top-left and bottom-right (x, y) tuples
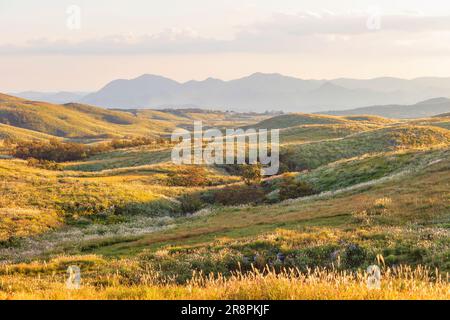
(10, 73), (450, 114)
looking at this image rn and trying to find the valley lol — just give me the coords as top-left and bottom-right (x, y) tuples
(0, 94), (449, 299)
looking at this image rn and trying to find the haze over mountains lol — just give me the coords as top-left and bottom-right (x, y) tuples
(322, 97), (450, 119)
(10, 73), (450, 116)
(12, 91), (88, 105)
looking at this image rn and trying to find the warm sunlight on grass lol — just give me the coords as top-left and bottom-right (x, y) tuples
(0, 264), (448, 300)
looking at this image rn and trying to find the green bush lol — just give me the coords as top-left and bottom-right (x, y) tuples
(342, 244), (368, 269)
(241, 163), (262, 185)
(27, 158), (62, 171)
(13, 138), (111, 162)
(139, 249), (244, 283)
(279, 174), (316, 200)
(167, 167), (210, 187)
(179, 194), (204, 214)
(212, 185), (266, 206)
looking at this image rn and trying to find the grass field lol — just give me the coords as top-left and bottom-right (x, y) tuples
(1, 261), (448, 299)
(0, 95), (449, 300)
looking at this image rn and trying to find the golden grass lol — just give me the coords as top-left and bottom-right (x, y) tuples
(0, 265), (448, 300)
(0, 123), (55, 141)
(90, 154), (449, 256)
(0, 93), (271, 139)
(1, 103), (449, 300)
(0, 157), (240, 242)
(282, 125), (450, 169)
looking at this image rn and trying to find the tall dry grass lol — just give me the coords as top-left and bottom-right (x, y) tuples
(0, 265), (448, 300)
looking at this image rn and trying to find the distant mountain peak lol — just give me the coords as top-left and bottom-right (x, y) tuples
(135, 74), (178, 82)
(416, 97), (450, 105)
(18, 73), (448, 112)
(315, 82), (347, 92)
(246, 72), (285, 79)
(204, 77), (223, 83)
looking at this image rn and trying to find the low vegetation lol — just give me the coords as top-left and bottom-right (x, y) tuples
(0, 95), (449, 300)
(0, 255), (448, 299)
(280, 125), (450, 170)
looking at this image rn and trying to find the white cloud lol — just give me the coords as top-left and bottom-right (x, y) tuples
(2, 12), (450, 55)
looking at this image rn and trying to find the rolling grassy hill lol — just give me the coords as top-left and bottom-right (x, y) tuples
(342, 115), (397, 124)
(410, 116), (450, 131)
(0, 94), (271, 142)
(1, 146), (449, 299)
(0, 157), (238, 247)
(73, 146), (450, 272)
(0, 102), (449, 299)
(0, 94), (174, 138)
(0, 123), (55, 141)
(249, 112), (396, 133)
(281, 125), (450, 169)
(322, 97), (450, 119)
(279, 123), (377, 144)
(250, 113), (349, 129)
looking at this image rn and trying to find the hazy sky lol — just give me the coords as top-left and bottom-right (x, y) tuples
(2, 0), (450, 91)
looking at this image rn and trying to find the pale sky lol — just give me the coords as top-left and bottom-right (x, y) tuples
(2, 0), (450, 91)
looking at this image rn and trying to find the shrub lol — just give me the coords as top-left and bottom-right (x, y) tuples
(109, 137), (168, 149)
(369, 197), (392, 216)
(179, 194), (204, 214)
(342, 244), (368, 269)
(279, 174), (316, 200)
(167, 167), (210, 187)
(12, 139), (105, 162)
(139, 248), (244, 283)
(27, 158), (62, 170)
(279, 149), (309, 172)
(212, 185), (266, 206)
(2, 138), (14, 148)
(241, 163), (262, 185)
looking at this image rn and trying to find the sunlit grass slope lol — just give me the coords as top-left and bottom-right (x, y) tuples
(0, 94), (175, 138)
(0, 93), (272, 140)
(0, 160), (173, 242)
(281, 125), (450, 169)
(410, 116), (450, 130)
(0, 123), (55, 141)
(0, 153), (448, 299)
(0, 158), (237, 243)
(1, 260), (448, 300)
(0, 104), (449, 300)
(64, 146), (172, 171)
(279, 123), (377, 144)
(251, 113), (348, 129)
(251, 113), (396, 130)
(82, 150), (450, 269)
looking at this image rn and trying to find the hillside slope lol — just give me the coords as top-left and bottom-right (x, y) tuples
(250, 113), (396, 131)
(81, 148), (450, 274)
(281, 125), (450, 169)
(322, 98), (450, 119)
(0, 93), (272, 141)
(0, 93), (178, 138)
(0, 123), (55, 141)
